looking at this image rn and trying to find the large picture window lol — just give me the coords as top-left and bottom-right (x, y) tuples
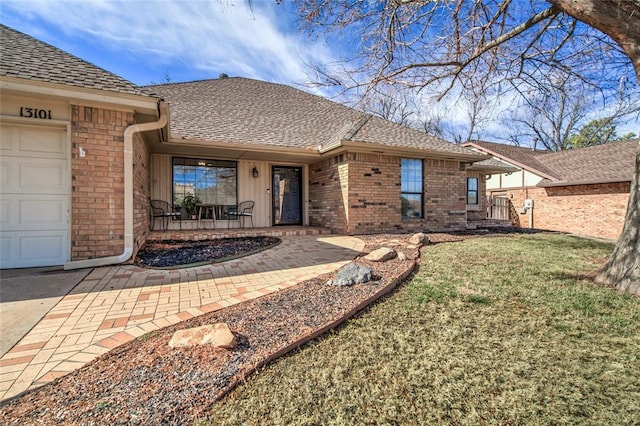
(401, 158), (423, 219)
(467, 177), (479, 205)
(172, 157), (237, 219)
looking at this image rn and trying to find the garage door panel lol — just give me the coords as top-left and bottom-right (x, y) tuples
(0, 123), (69, 268)
(20, 198), (67, 228)
(0, 231), (67, 268)
(0, 198), (11, 228)
(19, 127), (67, 158)
(0, 126), (18, 153)
(1, 125), (67, 158)
(19, 159), (67, 192)
(0, 236), (13, 265)
(1, 157), (67, 193)
(1, 195), (68, 230)
(0, 162), (9, 190)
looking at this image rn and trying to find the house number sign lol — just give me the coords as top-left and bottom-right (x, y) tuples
(19, 107), (52, 120)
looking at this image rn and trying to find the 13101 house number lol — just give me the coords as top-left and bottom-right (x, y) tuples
(20, 107), (52, 120)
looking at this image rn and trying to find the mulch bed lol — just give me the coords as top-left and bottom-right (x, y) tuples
(0, 230), (536, 425)
(135, 236), (281, 268)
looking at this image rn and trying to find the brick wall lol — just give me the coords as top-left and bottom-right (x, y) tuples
(347, 153), (401, 234)
(71, 106), (134, 260)
(132, 131), (151, 255)
(309, 156), (348, 233)
(309, 152), (468, 234)
(492, 181), (630, 239)
(422, 158), (468, 232)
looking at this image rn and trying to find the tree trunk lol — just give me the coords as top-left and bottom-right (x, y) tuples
(550, 0), (640, 294)
(594, 140), (640, 294)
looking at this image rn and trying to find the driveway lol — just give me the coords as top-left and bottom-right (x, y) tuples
(0, 268), (90, 356)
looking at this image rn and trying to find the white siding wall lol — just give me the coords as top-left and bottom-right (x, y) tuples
(151, 154), (298, 228)
(486, 168), (544, 190)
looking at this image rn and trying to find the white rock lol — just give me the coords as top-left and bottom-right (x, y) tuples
(364, 247), (397, 262)
(169, 323), (236, 349)
(409, 232), (429, 246)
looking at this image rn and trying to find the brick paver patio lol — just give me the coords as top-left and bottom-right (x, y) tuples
(0, 235), (364, 401)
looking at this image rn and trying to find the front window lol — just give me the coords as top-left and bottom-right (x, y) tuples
(172, 157), (237, 219)
(467, 177), (479, 205)
(401, 158), (423, 218)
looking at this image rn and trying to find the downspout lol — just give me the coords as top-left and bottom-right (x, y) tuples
(64, 104), (167, 270)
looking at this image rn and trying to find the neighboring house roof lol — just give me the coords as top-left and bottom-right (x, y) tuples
(535, 139), (638, 187)
(146, 77), (485, 160)
(0, 24), (150, 97)
(463, 139), (638, 187)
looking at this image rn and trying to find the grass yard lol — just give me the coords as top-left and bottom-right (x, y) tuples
(203, 234), (640, 425)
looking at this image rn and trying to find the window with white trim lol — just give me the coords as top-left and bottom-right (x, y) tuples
(401, 158), (423, 219)
(467, 177), (479, 205)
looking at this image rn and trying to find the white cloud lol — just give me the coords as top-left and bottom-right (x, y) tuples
(2, 0), (336, 92)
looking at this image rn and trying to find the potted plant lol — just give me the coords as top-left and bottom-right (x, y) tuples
(181, 195), (200, 219)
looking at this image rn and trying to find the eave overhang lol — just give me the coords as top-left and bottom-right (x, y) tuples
(0, 76), (160, 115)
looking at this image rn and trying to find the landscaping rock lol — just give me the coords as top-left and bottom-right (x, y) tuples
(409, 232), (429, 246)
(169, 323), (236, 349)
(329, 263), (372, 287)
(364, 247), (397, 262)
(397, 251), (407, 261)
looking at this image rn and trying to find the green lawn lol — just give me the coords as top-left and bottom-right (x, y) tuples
(203, 234), (640, 425)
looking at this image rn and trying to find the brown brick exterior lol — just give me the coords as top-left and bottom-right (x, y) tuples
(309, 155), (348, 233)
(71, 106), (133, 260)
(132, 132), (151, 255)
(492, 181), (630, 239)
(309, 152), (468, 234)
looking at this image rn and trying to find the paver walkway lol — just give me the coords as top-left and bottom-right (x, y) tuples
(0, 235), (364, 401)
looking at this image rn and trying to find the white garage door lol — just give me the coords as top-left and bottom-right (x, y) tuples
(1, 124), (70, 268)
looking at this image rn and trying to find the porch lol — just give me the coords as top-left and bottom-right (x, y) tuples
(145, 225), (332, 242)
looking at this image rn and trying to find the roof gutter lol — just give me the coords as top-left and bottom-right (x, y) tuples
(338, 140), (489, 162)
(64, 102), (168, 270)
(538, 177), (632, 188)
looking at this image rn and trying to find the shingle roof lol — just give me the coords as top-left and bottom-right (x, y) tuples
(145, 77), (483, 159)
(464, 139), (638, 186)
(465, 140), (558, 179)
(0, 24), (150, 97)
(536, 139), (638, 186)
(466, 158), (519, 174)
(350, 114), (484, 157)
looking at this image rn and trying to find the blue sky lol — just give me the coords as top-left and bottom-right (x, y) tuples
(1, 0), (335, 90)
(1, 0), (638, 141)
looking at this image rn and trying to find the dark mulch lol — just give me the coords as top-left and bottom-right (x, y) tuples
(135, 237), (281, 268)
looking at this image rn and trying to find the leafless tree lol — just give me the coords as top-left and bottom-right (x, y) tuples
(361, 84), (419, 126)
(452, 67), (499, 143)
(415, 107), (447, 139)
(361, 79), (498, 143)
(293, 0), (640, 294)
(504, 71), (639, 151)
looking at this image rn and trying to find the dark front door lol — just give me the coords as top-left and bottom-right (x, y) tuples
(272, 166), (302, 226)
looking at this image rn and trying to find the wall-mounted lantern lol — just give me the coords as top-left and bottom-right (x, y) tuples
(252, 166), (259, 178)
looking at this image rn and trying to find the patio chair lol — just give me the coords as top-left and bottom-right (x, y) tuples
(227, 200), (255, 229)
(150, 199), (181, 231)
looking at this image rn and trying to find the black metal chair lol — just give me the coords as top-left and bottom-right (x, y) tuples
(227, 201), (255, 229)
(150, 199), (181, 231)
